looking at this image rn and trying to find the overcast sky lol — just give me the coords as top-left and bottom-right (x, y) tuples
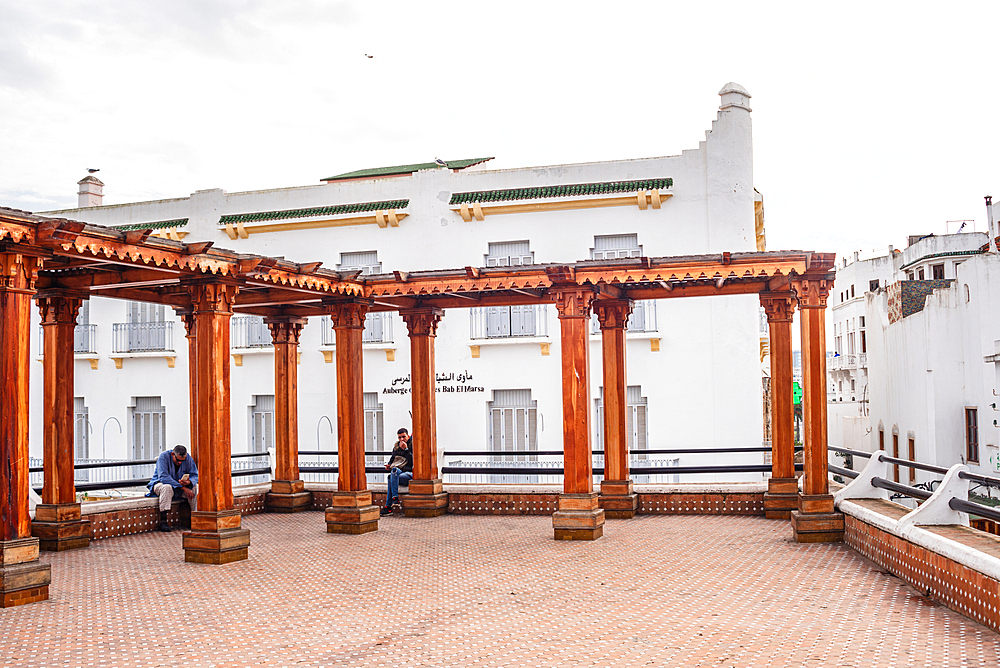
(2, 1), (998, 260)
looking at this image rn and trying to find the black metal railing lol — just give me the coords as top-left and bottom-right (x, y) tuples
(112, 322), (173, 353)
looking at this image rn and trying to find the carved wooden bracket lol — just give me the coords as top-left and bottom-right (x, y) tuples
(551, 287), (596, 319)
(593, 299), (633, 329)
(759, 291), (797, 323)
(265, 316), (307, 345)
(327, 301), (371, 329)
(36, 293), (83, 325)
(400, 307), (444, 337)
(0, 253), (42, 293)
(186, 282), (239, 313)
(790, 277), (831, 309)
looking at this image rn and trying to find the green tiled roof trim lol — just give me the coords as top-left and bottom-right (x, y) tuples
(449, 178), (673, 205)
(322, 157), (494, 182)
(219, 200), (409, 225)
(112, 219), (188, 232)
(898, 249), (983, 272)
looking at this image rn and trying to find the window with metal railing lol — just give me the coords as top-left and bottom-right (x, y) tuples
(364, 393), (384, 452)
(591, 233), (642, 259)
(470, 305), (548, 339)
(250, 395), (275, 453)
(231, 315), (273, 349)
(319, 312), (393, 345)
(114, 301), (172, 352)
(488, 389), (538, 462)
(595, 386), (648, 459)
(131, 396), (165, 463)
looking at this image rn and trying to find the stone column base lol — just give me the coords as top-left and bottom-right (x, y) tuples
(32, 503), (91, 551)
(266, 480), (312, 513)
(763, 477), (799, 520)
(402, 479), (449, 518)
(791, 494), (843, 542)
(599, 480), (638, 519)
(0, 538), (51, 608)
(182, 510), (250, 564)
(325, 490), (379, 534)
(553, 492), (605, 540)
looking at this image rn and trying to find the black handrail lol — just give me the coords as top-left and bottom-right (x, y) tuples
(33, 466), (273, 495)
(871, 477), (933, 501)
(958, 470), (1000, 488)
(879, 455), (949, 476)
(827, 446), (873, 459)
(950, 498), (1000, 524)
(443, 446), (796, 457)
(829, 464), (859, 480)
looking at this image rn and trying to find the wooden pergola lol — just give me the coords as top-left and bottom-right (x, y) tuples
(0, 207), (837, 607)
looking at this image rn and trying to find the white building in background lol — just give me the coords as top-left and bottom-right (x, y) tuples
(35, 84), (767, 481)
(828, 205), (1000, 486)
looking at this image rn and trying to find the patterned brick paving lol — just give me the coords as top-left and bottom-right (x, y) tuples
(2, 513), (998, 667)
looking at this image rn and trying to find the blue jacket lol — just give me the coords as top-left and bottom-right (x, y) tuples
(146, 450), (199, 495)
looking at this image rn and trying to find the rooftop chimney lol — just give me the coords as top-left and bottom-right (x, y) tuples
(718, 82), (751, 112)
(77, 175), (104, 207)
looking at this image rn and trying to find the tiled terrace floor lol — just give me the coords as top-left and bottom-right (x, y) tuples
(2, 512), (999, 667)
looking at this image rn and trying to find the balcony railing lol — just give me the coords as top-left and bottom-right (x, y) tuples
(112, 322), (173, 353)
(37, 324), (98, 356)
(320, 312), (393, 346)
(590, 299), (657, 334)
(470, 305), (549, 340)
(231, 316), (272, 349)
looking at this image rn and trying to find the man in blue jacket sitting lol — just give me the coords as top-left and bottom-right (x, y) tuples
(147, 445), (198, 532)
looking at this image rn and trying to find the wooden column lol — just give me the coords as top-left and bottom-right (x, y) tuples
(325, 301), (379, 534)
(181, 282), (250, 564)
(32, 293), (90, 551)
(0, 251), (51, 607)
(760, 292), (798, 520)
(265, 317), (312, 512)
(593, 299), (637, 519)
(790, 276), (843, 542)
(177, 309), (198, 462)
(551, 287), (604, 540)
(400, 307), (449, 517)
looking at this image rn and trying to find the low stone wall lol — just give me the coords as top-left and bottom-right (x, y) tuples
(840, 497), (1000, 633)
(81, 484), (269, 541)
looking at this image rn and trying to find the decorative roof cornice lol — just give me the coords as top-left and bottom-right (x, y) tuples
(450, 178), (673, 205)
(322, 158), (494, 182)
(898, 249), (983, 272)
(112, 219), (188, 232)
(219, 200), (409, 225)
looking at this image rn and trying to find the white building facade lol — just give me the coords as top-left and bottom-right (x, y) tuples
(35, 84), (766, 479)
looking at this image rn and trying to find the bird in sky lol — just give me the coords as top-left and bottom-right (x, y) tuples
(87, 168), (100, 173)
(364, 53), (373, 58)
(434, 158), (447, 167)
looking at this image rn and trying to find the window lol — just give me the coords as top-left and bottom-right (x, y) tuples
(908, 437), (916, 483)
(131, 396), (166, 461)
(472, 242), (545, 339)
(75, 301), (96, 354)
(860, 330), (866, 354)
(250, 395), (275, 453)
(595, 386), (648, 457)
(906, 272), (914, 281)
(488, 390), (538, 460)
(859, 316), (865, 327)
(117, 301), (172, 352)
(74, 396), (89, 460)
(591, 234), (641, 260)
(337, 251), (381, 275)
(847, 332), (855, 355)
(932, 264), (945, 280)
(892, 432), (900, 482)
(850, 284), (855, 298)
(485, 241), (533, 267)
(337, 252), (391, 343)
(850, 379), (856, 392)
(917, 268), (925, 280)
(232, 315), (272, 349)
(966, 408), (979, 463)
(869, 280), (880, 292)
(878, 427), (885, 451)
(364, 392), (384, 452)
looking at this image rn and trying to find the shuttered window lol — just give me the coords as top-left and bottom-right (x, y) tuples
(128, 301), (166, 323)
(595, 386), (648, 457)
(74, 397), (89, 460)
(591, 234), (642, 260)
(338, 251), (381, 275)
(250, 395), (275, 453)
(131, 396), (166, 460)
(486, 241), (533, 267)
(488, 389), (538, 460)
(364, 392), (385, 452)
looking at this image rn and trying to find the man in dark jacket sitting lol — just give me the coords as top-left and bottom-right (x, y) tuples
(146, 445), (198, 532)
(381, 428), (413, 516)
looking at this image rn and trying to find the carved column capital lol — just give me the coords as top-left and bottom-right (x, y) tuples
(174, 308), (196, 337)
(400, 307), (444, 337)
(328, 301), (371, 330)
(551, 288), (596, 319)
(0, 253), (41, 294)
(791, 277), (831, 309)
(36, 293), (83, 325)
(265, 316), (307, 345)
(593, 299), (633, 330)
(759, 292), (797, 323)
(186, 281), (239, 314)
